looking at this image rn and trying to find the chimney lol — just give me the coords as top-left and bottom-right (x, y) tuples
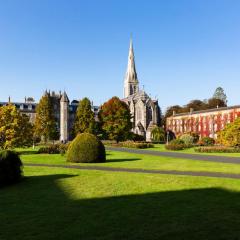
(190, 108), (194, 114)
(173, 110), (176, 116)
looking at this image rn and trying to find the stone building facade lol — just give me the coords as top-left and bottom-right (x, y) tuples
(122, 39), (161, 141)
(166, 105), (240, 139)
(0, 92), (99, 142)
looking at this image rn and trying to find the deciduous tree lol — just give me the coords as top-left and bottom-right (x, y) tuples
(0, 105), (33, 149)
(218, 118), (240, 147)
(99, 97), (132, 142)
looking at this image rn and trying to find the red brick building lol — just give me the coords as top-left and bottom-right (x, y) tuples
(166, 105), (240, 139)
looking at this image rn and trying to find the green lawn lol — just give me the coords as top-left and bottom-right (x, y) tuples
(21, 150), (240, 175)
(2, 151), (240, 239)
(147, 144), (240, 157)
(1, 164), (240, 239)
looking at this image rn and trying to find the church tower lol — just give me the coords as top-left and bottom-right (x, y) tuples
(124, 38), (139, 98)
(60, 91), (69, 142)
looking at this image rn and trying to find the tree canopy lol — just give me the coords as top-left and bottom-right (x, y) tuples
(98, 97), (132, 142)
(34, 93), (59, 142)
(74, 97), (96, 135)
(213, 87), (227, 105)
(0, 105), (33, 149)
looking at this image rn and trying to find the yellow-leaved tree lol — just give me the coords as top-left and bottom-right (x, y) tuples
(0, 104), (33, 149)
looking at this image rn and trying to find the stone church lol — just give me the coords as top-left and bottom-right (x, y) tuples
(122, 39), (161, 141)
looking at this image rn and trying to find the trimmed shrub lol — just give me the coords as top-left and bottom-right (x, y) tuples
(198, 137), (215, 146)
(121, 141), (154, 149)
(67, 133), (106, 163)
(179, 134), (194, 146)
(165, 139), (186, 151)
(0, 150), (23, 187)
(195, 146), (240, 153)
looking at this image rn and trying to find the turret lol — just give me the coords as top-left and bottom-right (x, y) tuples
(60, 91), (69, 142)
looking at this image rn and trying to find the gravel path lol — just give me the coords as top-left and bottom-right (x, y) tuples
(106, 147), (240, 164)
(25, 163), (240, 180)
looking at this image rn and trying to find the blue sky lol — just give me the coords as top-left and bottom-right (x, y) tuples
(0, 0), (240, 112)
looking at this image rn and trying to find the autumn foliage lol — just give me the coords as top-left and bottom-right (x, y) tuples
(99, 97), (132, 142)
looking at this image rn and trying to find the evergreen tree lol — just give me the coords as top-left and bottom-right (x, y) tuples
(34, 93), (58, 142)
(0, 105), (33, 149)
(74, 97), (96, 135)
(213, 87), (227, 105)
(99, 97), (132, 142)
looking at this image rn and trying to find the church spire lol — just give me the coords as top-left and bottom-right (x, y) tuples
(124, 37), (139, 98)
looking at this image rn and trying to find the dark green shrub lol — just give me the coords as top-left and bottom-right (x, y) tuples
(165, 139), (186, 151)
(67, 133), (106, 163)
(198, 137), (215, 146)
(190, 132), (200, 144)
(130, 133), (145, 142)
(195, 146), (240, 153)
(0, 150), (23, 187)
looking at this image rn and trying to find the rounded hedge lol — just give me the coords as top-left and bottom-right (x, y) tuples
(0, 150), (23, 187)
(67, 133), (106, 163)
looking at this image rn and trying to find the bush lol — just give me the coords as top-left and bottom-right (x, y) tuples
(121, 141), (154, 149)
(179, 134), (194, 146)
(195, 146), (240, 153)
(198, 137), (215, 146)
(130, 133), (145, 142)
(0, 150), (23, 187)
(38, 143), (69, 155)
(165, 139), (186, 151)
(67, 133), (106, 163)
(190, 132), (200, 144)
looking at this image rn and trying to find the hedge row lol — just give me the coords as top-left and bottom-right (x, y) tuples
(37, 143), (69, 155)
(165, 139), (193, 151)
(121, 141), (154, 149)
(195, 146), (240, 153)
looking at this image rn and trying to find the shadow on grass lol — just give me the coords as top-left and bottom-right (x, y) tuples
(106, 158), (141, 163)
(1, 174), (240, 240)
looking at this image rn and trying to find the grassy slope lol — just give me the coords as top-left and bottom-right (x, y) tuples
(21, 150), (240, 175)
(146, 144), (240, 157)
(2, 166), (240, 240)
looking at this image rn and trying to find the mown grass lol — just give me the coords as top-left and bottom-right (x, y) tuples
(2, 165), (240, 240)
(21, 150), (240, 175)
